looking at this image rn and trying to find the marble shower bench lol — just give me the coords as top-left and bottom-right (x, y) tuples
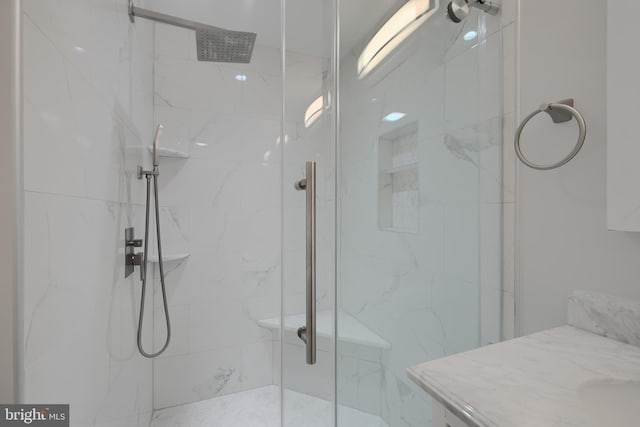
(258, 309), (391, 421)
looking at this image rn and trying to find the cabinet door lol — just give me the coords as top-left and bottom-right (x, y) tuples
(432, 400), (469, 427)
(607, 0), (640, 231)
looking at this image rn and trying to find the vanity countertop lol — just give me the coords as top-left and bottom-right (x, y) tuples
(407, 325), (640, 427)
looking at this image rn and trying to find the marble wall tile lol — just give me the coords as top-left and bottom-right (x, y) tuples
(188, 300), (272, 354)
(154, 24), (193, 61)
(23, 193), (153, 427)
(155, 59), (240, 113)
(477, 30), (502, 124)
(154, 304), (190, 359)
(151, 24), (289, 408)
(444, 45), (479, 132)
(568, 290), (640, 347)
(357, 360), (383, 416)
(337, 354), (359, 410)
(282, 343), (334, 400)
(242, 339), (274, 390)
(444, 205), (480, 284)
(22, 0), (155, 425)
(153, 347), (243, 408)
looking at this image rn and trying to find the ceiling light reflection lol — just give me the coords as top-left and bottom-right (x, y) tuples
(464, 31), (478, 41)
(357, 0), (436, 79)
(304, 96), (324, 128)
(383, 112), (407, 122)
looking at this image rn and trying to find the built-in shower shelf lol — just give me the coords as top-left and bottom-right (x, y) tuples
(147, 146), (190, 159)
(147, 252), (190, 263)
(258, 309), (391, 349)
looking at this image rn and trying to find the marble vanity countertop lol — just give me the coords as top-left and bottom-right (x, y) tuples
(407, 326), (640, 427)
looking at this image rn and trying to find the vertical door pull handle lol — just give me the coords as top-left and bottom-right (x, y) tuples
(294, 161), (316, 365)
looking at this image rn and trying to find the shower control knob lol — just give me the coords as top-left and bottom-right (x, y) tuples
(126, 238), (143, 247)
(125, 227), (144, 279)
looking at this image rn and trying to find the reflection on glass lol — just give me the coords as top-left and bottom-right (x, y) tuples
(357, 0), (436, 79)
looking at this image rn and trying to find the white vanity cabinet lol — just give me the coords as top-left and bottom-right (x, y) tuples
(432, 401), (470, 427)
(607, 0), (640, 231)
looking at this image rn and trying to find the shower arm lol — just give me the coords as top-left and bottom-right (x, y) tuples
(128, 0), (224, 32)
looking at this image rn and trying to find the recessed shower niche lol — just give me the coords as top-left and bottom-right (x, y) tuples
(378, 122), (419, 233)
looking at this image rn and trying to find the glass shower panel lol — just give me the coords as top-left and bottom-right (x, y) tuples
(281, 0), (336, 425)
(146, 0), (284, 421)
(337, 4), (503, 427)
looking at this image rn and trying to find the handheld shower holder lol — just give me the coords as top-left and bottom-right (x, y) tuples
(137, 165), (158, 180)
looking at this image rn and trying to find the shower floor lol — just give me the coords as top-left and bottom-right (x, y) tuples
(150, 385), (388, 427)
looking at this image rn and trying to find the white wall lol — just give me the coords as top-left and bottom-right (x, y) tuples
(0, 0), (18, 403)
(515, 0), (640, 335)
(21, 1), (155, 425)
(606, 1), (640, 231)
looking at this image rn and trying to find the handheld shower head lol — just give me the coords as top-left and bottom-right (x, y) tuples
(153, 124), (163, 168)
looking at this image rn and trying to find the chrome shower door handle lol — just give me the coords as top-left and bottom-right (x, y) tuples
(295, 161), (317, 365)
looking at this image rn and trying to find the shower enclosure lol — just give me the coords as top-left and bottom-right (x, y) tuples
(16, 0), (506, 426)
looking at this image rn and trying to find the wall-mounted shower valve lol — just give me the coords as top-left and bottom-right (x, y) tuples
(125, 227), (144, 280)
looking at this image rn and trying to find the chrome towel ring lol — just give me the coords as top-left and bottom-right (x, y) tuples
(514, 99), (587, 170)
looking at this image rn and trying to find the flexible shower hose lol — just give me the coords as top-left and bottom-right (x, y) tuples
(137, 171), (171, 358)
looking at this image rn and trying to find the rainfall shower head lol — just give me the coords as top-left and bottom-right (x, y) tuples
(195, 28), (256, 63)
(129, 0), (256, 63)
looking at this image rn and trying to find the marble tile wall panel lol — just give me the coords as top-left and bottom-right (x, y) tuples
(22, 0), (155, 425)
(568, 290), (640, 347)
(151, 24), (287, 409)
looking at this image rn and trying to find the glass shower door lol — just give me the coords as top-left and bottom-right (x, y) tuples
(336, 2), (504, 427)
(281, 0), (337, 425)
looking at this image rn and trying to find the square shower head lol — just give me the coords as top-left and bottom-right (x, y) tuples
(195, 28), (257, 63)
